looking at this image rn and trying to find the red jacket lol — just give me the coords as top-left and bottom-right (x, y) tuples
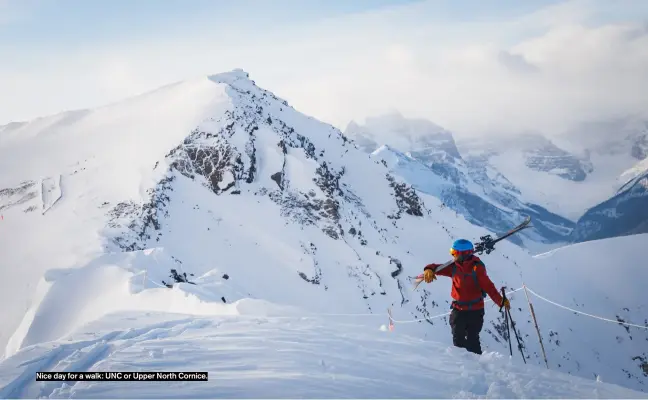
(424, 256), (503, 311)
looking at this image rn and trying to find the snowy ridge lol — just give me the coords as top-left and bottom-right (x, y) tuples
(1, 311), (644, 398)
(522, 234), (648, 389)
(1, 235), (647, 397)
(0, 70), (647, 396)
(570, 167), (648, 242)
(621, 157), (648, 185)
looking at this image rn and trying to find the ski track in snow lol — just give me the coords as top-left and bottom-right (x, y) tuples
(0, 317), (207, 398)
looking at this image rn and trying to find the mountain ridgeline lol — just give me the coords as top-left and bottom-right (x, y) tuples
(566, 121), (648, 243)
(344, 115), (577, 249)
(345, 114), (648, 248)
(570, 167), (648, 242)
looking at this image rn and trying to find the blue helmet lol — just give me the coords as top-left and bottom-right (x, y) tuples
(451, 239), (474, 252)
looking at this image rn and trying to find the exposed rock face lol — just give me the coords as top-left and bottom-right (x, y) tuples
(0, 181), (38, 212)
(465, 133), (592, 182)
(522, 138), (591, 182)
(105, 70), (427, 309)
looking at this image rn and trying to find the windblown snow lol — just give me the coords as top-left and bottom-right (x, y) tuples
(0, 69), (646, 398)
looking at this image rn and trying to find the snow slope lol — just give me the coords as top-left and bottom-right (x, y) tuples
(0, 235), (646, 398)
(622, 157), (648, 184)
(1, 309), (644, 398)
(520, 234), (648, 390)
(570, 165), (648, 242)
(0, 77), (232, 359)
(1, 70), (647, 396)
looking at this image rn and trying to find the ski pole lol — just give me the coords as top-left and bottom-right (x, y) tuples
(500, 287), (513, 357)
(507, 307), (527, 364)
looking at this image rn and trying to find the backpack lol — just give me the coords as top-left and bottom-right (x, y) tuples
(450, 257), (487, 309)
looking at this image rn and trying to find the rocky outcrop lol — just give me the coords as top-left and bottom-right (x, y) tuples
(105, 70), (428, 304)
(386, 174), (424, 219)
(524, 141), (591, 181)
(0, 181), (37, 212)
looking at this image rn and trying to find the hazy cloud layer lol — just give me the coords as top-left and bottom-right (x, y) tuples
(1, 0), (647, 136)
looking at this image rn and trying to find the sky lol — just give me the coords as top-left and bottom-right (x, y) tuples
(1, 0), (648, 136)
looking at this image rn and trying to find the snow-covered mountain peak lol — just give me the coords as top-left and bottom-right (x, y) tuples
(1, 69), (441, 355)
(208, 68), (251, 84)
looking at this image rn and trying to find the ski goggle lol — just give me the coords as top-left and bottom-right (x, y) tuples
(450, 248), (472, 257)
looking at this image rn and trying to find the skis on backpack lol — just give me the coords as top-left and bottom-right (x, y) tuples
(411, 216), (532, 291)
(473, 215), (531, 256)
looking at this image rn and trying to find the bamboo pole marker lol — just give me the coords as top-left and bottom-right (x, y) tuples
(523, 283), (549, 369)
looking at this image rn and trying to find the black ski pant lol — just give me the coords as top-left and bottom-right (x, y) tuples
(449, 307), (485, 355)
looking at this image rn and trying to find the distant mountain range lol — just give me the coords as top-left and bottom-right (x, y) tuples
(344, 114), (575, 250)
(345, 113), (648, 248)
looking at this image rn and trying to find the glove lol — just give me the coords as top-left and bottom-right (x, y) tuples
(423, 268), (437, 283)
(501, 298), (511, 310)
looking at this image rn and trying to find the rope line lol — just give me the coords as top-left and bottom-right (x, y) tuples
(390, 287), (526, 324)
(524, 286), (648, 330)
(139, 277), (647, 331)
(147, 277), (170, 289)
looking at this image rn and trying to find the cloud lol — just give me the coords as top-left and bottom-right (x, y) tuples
(1, 0), (647, 137)
(271, 0), (648, 135)
(497, 51), (539, 74)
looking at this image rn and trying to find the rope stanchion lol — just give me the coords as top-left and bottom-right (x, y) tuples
(525, 286), (648, 330)
(522, 284), (548, 368)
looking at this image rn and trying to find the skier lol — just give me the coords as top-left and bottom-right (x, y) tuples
(421, 238), (510, 355)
